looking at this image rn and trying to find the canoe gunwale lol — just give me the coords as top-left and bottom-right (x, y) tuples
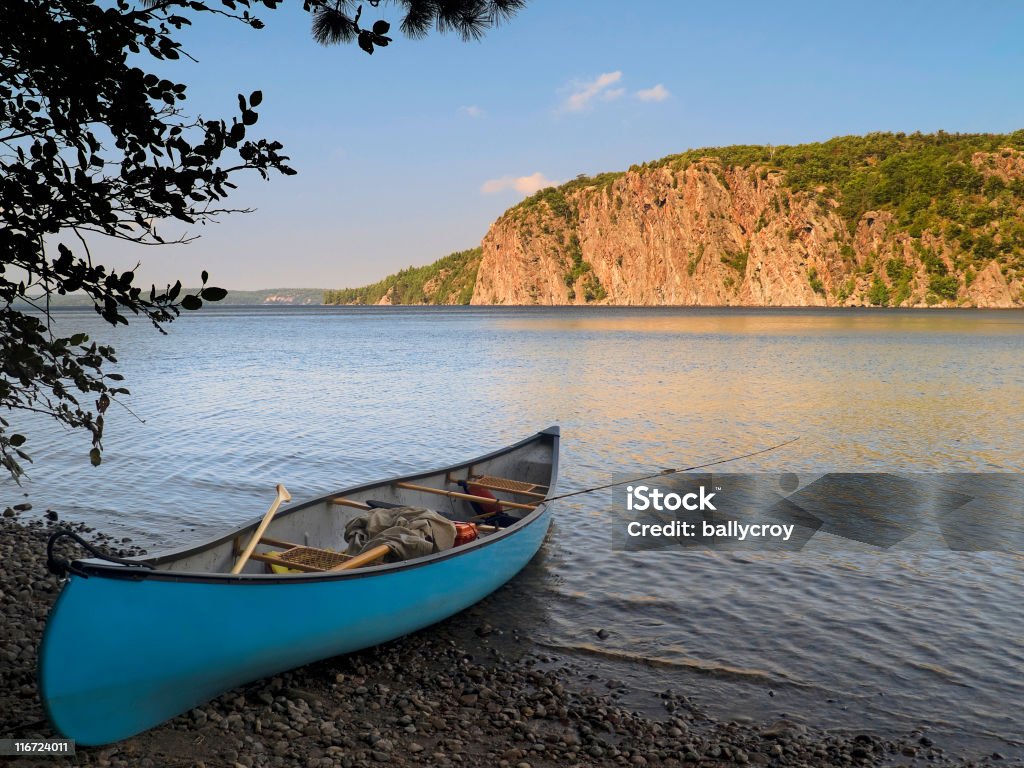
(67, 426), (560, 585)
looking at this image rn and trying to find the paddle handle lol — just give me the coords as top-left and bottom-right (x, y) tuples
(231, 484), (292, 575)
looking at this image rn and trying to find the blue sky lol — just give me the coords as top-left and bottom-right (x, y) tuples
(103, 0), (1024, 290)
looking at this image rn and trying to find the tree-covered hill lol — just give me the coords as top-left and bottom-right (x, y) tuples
(325, 132), (1024, 307)
(323, 248), (482, 305)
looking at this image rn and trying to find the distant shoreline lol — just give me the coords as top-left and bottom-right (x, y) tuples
(24, 301), (1024, 312)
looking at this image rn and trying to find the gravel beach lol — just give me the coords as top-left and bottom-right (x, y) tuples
(0, 513), (1009, 768)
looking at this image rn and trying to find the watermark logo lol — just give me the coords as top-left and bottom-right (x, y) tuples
(611, 473), (1024, 552)
(626, 484), (717, 512)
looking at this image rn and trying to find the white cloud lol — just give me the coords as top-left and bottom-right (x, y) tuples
(481, 172), (558, 196)
(636, 84), (670, 102)
(459, 105), (485, 118)
(562, 71), (623, 112)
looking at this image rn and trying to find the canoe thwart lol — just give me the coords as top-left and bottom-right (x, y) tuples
(257, 536), (304, 550)
(332, 497), (371, 510)
(394, 481), (537, 511)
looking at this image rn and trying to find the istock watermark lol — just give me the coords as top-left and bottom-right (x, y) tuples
(625, 484), (718, 512)
(611, 473), (1024, 552)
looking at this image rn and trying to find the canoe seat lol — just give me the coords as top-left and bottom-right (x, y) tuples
(468, 474), (548, 499)
(237, 533), (391, 573)
(270, 546), (351, 571)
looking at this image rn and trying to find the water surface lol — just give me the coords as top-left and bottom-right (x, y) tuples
(6, 306), (1024, 756)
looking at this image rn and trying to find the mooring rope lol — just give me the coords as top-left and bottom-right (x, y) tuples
(46, 527), (154, 578)
(544, 435), (801, 503)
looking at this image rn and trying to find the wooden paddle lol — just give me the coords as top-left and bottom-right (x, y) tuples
(231, 484), (292, 575)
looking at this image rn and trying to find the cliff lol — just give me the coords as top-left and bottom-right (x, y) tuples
(327, 132), (1024, 307)
(473, 132), (1024, 307)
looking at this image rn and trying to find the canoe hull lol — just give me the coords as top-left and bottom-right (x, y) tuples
(39, 429), (557, 746)
(41, 504), (549, 746)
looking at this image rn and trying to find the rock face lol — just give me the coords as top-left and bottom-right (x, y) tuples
(261, 293), (317, 305)
(471, 156), (1024, 307)
(966, 259), (1018, 308)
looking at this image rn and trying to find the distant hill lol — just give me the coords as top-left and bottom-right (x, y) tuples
(327, 131), (1024, 307)
(322, 248), (481, 305)
(204, 288), (324, 305)
(21, 288), (325, 308)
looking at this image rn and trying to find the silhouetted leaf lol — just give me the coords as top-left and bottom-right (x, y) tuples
(89, 448), (102, 467)
(249, 90), (263, 107)
(180, 294), (203, 310)
(372, 20), (390, 35)
(201, 287), (228, 302)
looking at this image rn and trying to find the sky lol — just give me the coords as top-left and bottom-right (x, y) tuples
(94, 0), (1024, 290)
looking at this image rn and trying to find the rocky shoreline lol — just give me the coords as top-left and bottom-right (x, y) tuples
(0, 514), (1008, 767)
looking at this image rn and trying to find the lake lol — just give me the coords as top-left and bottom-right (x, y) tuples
(6, 306), (1024, 757)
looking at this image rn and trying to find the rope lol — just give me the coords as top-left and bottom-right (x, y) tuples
(544, 436), (801, 503)
(46, 528), (154, 579)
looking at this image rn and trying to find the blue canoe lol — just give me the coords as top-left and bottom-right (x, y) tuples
(39, 427), (559, 746)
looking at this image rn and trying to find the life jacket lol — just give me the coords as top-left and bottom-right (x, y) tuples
(458, 481), (519, 527)
(460, 480), (502, 516)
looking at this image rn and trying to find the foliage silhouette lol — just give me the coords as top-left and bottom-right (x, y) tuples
(1, 0), (526, 480)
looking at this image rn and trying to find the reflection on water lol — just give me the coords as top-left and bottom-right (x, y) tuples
(4, 306), (1023, 755)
